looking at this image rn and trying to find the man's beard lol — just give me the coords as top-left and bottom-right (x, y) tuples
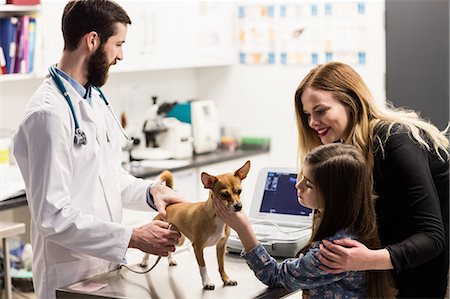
(87, 46), (110, 87)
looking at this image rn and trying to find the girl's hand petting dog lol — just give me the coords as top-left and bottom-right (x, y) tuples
(212, 195), (259, 252)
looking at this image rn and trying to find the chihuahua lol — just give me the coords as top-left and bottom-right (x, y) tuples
(140, 160), (250, 290)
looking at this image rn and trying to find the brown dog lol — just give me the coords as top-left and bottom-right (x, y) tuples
(140, 160), (250, 290)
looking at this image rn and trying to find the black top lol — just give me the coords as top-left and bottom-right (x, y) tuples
(373, 124), (449, 298)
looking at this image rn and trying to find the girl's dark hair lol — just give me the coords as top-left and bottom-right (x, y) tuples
(298, 143), (397, 298)
(62, 0), (131, 51)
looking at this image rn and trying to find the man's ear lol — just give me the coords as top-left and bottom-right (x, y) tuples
(86, 31), (99, 51)
(201, 172), (217, 189)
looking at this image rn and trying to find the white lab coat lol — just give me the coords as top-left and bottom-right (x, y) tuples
(13, 76), (154, 299)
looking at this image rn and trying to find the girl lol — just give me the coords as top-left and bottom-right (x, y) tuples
(213, 143), (396, 298)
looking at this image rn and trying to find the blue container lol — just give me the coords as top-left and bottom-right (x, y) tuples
(166, 103), (192, 124)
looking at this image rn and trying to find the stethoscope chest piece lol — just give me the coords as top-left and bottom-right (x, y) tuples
(74, 128), (87, 146)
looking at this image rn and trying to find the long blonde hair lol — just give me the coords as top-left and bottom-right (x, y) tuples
(294, 62), (449, 171)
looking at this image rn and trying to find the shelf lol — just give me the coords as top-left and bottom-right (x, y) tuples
(0, 73), (38, 81)
(0, 4), (40, 13)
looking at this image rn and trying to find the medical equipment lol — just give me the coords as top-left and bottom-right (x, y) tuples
(227, 167), (313, 257)
(48, 65), (133, 146)
(166, 100), (220, 154)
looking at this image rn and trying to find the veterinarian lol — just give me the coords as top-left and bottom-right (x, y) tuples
(295, 62), (449, 298)
(12, 1), (184, 298)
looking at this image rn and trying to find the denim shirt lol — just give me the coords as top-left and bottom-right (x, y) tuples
(242, 229), (365, 298)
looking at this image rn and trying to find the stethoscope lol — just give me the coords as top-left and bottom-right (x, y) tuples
(49, 65), (133, 146)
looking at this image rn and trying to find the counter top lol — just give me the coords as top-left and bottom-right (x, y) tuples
(56, 246), (298, 299)
(130, 148), (269, 178)
(0, 221), (25, 238)
(0, 148), (269, 211)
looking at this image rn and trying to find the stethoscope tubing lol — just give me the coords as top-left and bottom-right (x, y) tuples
(49, 65), (133, 145)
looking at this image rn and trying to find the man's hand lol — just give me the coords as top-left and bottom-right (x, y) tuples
(316, 238), (393, 273)
(129, 220), (181, 256)
(150, 183), (187, 221)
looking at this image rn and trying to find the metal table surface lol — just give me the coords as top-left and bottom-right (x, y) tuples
(56, 246), (298, 299)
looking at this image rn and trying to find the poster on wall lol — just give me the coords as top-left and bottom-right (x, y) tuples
(239, 1), (376, 66)
(238, 5), (276, 65)
(278, 3), (321, 65)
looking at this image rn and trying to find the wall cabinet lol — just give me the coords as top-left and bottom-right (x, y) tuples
(113, 1), (236, 73)
(3, 1), (236, 78)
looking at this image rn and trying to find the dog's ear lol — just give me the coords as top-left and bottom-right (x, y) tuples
(234, 160), (251, 180)
(201, 172), (218, 189)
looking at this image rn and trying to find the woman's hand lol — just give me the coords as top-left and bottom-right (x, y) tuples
(316, 238), (393, 273)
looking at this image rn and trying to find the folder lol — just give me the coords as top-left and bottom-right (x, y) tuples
(12, 16), (24, 74)
(6, 0), (40, 4)
(19, 15), (30, 73)
(0, 17), (18, 74)
(27, 17), (36, 73)
(0, 44), (7, 74)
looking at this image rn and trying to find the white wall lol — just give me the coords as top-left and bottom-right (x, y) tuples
(196, 64), (386, 168)
(0, 68), (199, 131)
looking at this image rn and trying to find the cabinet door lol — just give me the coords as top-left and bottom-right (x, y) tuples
(112, 1), (153, 73)
(36, 1), (66, 76)
(180, 2), (236, 67)
(116, 1), (235, 71)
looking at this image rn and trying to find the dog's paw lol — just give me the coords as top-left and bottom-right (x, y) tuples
(139, 260), (148, 268)
(224, 279), (238, 286)
(203, 283), (215, 290)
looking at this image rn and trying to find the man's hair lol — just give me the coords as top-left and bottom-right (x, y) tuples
(62, 0), (131, 51)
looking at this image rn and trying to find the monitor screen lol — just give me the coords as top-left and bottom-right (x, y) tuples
(259, 171), (312, 216)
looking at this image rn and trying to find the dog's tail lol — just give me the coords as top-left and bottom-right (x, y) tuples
(156, 170), (174, 189)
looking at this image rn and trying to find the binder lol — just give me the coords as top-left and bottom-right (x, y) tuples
(6, 0), (40, 4)
(0, 17), (18, 74)
(12, 16), (24, 73)
(0, 43), (7, 74)
(27, 17), (36, 73)
(20, 15), (30, 73)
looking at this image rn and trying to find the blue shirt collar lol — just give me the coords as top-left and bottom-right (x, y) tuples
(54, 67), (92, 105)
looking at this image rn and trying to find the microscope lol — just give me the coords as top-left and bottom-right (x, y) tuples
(130, 96), (193, 160)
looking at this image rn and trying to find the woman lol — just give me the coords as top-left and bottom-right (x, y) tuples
(295, 61), (449, 298)
(214, 143), (396, 298)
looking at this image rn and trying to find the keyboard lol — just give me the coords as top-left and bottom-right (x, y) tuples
(252, 224), (302, 236)
(227, 226), (312, 257)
